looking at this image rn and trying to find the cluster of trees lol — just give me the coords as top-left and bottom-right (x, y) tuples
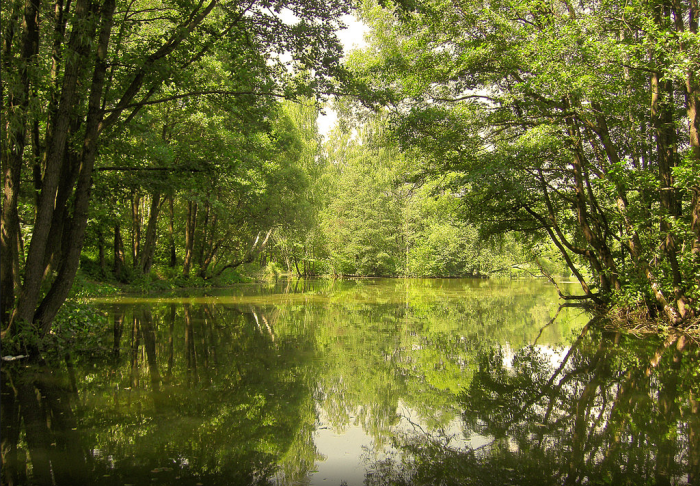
(346, 0), (700, 325)
(88, 98), (320, 282)
(318, 113), (529, 277)
(1, 0), (355, 342)
(5, 0), (698, 348)
(2, 0), (524, 350)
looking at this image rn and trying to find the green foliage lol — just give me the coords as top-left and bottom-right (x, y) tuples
(1, 278), (635, 484)
(366, 326), (699, 485)
(344, 0), (700, 322)
(2, 0), (357, 339)
(1, 299), (111, 358)
(263, 261), (285, 281)
(318, 109), (527, 277)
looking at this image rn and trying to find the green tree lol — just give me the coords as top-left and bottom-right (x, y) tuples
(1, 0), (354, 346)
(318, 108), (526, 277)
(320, 116), (407, 275)
(348, 0), (700, 325)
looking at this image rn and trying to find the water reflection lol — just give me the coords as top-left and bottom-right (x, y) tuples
(1, 279), (697, 485)
(365, 325), (700, 486)
(2, 360), (88, 486)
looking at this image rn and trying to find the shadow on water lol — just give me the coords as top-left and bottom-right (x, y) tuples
(1, 279), (699, 485)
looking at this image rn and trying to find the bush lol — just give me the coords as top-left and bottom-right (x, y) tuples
(263, 261), (284, 281)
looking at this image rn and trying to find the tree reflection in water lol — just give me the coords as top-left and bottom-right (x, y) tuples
(365, 323), (700, 486)
(1, 279), (697, 485)
(1, 302), (319, 486)
(1, 360), (88, 486)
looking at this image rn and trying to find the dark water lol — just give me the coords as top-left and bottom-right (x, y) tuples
(2, 278), (698, 485)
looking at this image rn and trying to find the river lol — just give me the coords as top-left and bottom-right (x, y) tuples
(1, 278), (698, 485)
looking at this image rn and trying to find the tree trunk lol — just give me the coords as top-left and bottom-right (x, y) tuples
(683, 0), (700, 257)
(32, 0), (117, 335)
(563, 98), (620, 294)
(196, 202), (210, 268)
(131, 191), (141, 268)
(1, 165), (22, 329)
(41, 151), (80, 278)
(214, 229), (274, 277)
(651, 65), (687, 320)
(3, 0), (227, 344)
(183, 200), (197, 277)
(10, 0), (96, 332)
(1, 0), (40, 335)
(139, 191), (161, 274)
(98, 227), (106, 274)
(114, 223), (125, 280)
(168, 196), (177, 267)
(198, 238), (224, 278)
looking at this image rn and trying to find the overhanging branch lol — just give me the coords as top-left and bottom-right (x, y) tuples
(101, 89), (286, 112)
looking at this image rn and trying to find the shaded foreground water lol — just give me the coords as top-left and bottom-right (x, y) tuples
(2, 278), (699, 485)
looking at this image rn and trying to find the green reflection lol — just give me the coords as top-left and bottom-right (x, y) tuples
(8, 278), (681, 486)
(365, 325), (700, 486)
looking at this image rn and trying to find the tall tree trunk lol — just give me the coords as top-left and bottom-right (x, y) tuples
(9, 0), (97, 335)
(196, 202), (210, 268)
(114, 222), (125, 280)
(651, 65), (687, 320)
(41, 150), (80, 278)
(563, 99), (620, 294)
(98, 226), (106, 274)
(683, 0), (700, 257)
(131, 191), (141, 268)
(1, 166), (22, 329)
(168, 196), (177, 267)
(139, 191), (161, 275)
(1, 0), (40, 335)
(183, 201), (197, 277)
(32, 0), (117, 334)
(293, 256), (302, 277)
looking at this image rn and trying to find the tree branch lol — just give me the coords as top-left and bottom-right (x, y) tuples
(101, 89), (286, 112)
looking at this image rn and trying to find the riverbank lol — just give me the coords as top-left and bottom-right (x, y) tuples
(41, 263), (700, 356)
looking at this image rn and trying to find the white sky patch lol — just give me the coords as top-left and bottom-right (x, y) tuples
(317, 14), (369, 139)
(337, 14), (370, 52)
(269, 9), (366, 139)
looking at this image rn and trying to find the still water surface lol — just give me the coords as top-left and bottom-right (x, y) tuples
(2, 278), (698, 485)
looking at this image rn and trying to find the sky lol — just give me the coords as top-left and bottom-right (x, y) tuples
(316, 15), (369, 138)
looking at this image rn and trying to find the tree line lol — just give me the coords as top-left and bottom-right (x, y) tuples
(347, 0), (699, 325)
(1, 0), (354, 344)
(3, 0), (699, 349)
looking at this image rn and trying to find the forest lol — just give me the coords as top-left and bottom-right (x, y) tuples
(2, 0), (699, 349)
